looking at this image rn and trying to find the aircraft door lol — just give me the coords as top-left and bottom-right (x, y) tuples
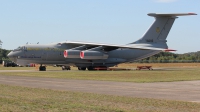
(41, 52), (47, 60)
(23, 46), (27, 56)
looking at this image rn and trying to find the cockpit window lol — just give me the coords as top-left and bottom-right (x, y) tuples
(14, 46), (24, 51)
(17, 46), (22, 50)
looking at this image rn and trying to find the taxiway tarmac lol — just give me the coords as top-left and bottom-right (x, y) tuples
(0, 75), (200, 102)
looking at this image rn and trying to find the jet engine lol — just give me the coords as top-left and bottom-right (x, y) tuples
(64, 50), (80, 58)
(80, 51), (108, 59)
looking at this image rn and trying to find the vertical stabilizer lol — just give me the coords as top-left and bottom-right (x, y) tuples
(133, 13), (197, 44)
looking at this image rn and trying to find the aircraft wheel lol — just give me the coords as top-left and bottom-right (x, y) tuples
(87, 66), (94, 71)
(39, 66), (46, 71)
(81, 67), (86, 70)
(78, 67), (86, 71)
(62, 66), (71, 70)
(62, 66), (65, 70)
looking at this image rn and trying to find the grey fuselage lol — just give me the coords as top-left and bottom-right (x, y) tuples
(8, 43), (159, 67)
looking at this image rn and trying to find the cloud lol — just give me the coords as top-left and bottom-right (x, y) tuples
(153, 0), (178, 3)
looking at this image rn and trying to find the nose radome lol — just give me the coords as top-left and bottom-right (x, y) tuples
(7, 52), (11, 57)
(7, 51), (15, 59)
(7, 51), (16, 62)
(7, 52), (12, 58)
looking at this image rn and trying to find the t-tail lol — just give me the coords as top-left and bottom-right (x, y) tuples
(132, 13), (197, 50)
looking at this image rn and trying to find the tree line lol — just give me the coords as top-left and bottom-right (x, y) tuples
(138, 51), (200, 63)
(0, 49), (11, 63)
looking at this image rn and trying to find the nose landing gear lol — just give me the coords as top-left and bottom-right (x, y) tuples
(39, 64), (46, 71)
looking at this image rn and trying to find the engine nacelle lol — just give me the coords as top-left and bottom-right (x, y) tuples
(64, 50), (80, 58)
(80, 51), (108, 59)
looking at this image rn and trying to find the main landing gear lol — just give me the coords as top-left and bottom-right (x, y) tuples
(77, 66), (107, 71)
(62, 66), (71, 70)
(39, 64), (46, 71)
(87, 66), (108, 71)
(78, 67), (86, 71)
(87, 66), (95, 71)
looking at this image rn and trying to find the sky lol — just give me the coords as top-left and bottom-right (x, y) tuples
(0, 0), (199, 54)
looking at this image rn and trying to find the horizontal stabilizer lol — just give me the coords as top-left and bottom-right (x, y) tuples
(148, 13), (197, 17)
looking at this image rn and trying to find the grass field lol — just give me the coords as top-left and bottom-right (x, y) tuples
(118, 63), (200, 68)
(0, 63), (200, 83)
(1, 84), (200, 112)
(1, 63), (200, 111)
(1, 63), (200, 70)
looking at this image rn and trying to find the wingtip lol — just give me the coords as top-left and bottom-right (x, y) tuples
(188, 13), (197, 15)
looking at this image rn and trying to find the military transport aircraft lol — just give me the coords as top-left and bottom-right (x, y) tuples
(7, 13), (197, 71)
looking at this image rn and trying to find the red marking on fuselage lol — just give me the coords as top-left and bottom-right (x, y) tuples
(80, 51), (84, 58)
(64, 50), (67, 58)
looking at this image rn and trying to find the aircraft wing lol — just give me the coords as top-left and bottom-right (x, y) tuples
(61, 41), (176, 52)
